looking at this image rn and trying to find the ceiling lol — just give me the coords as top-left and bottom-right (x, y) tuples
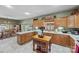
(0, 5), (78, 20)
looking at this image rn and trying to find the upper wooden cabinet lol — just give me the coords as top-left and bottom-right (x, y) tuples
(67, 15), (79, 28)
(75, 15), (79, 28)
(32, 15), (79, 28)
(54, 17), (67, 28)
(67, 15), (75, 28)
(33, 20), (44, 27)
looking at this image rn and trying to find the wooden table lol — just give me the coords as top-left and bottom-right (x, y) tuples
(32, 35), (52, 53)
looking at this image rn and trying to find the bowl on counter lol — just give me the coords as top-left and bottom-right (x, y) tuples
(62, 30), (68, 33)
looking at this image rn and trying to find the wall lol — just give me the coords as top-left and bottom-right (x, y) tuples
(0, 17), (20, 29)
(49, 11), (71, 18)
(37, 7), (79, 19)
(37, 10), (72, 19)
(20, 19), (33, 31)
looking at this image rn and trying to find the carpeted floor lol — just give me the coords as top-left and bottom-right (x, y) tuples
(0, 36), (71, 53)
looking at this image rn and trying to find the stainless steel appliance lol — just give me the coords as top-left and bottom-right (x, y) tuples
(69, 28), (79, 35)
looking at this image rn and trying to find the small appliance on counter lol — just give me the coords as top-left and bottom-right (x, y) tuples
(69, 28), (79, 35)
(35, 27), (45, 38)
(38, 27), (45, 38)
(62, 29), (69, 33)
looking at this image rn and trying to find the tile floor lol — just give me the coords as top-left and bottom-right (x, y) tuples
(0, 36), (71, 53)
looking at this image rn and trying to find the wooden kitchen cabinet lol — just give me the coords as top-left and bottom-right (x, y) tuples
(75, 15), (79, 28)
(54, 15), (79, 28)
(44, 32), (75, 48)
(54, 17), (67, 28)
(60, 35), (70, 47)
(44, 33), (70, 47)
(51, 34), (71, 48)
(51, 34), (62, 45)
(68, 36), (75, 49)
(67, 15), (75, 28)
(17, 32), (35, 44)
(33, 20), (44, 27)
(52, 34), (69, 47)
(67, 15), (79, 28)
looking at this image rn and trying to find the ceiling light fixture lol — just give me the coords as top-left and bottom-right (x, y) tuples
(25, 12), (30, 15)
(4, 5), (13, 9)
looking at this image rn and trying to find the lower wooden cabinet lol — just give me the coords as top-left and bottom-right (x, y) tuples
(59, 35), (70, 47)
(44, 33), (75, 48)
(51, 34), (60, 45)
(52, 34), (75, 48)
(17, 32), (35, 44)
(69, 36), (75, 48)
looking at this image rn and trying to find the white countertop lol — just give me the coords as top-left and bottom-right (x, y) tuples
(16, 30), (34, 35)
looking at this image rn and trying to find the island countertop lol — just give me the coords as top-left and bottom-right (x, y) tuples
(16, 30), (34, 35)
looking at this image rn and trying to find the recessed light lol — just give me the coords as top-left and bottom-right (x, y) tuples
(4, 5), (13, 9)
(25, 12), (30, 15)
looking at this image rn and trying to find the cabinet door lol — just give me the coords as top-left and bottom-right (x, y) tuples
(33, 20), (44, 27)
(26, 32), (34, 40)
(75, 15), (79, 28)
(60, 35), (70, 47)
(51, 34), (62, 45)
(67, 15), (75, 28)
(54, 17), (67, 28)
(20, 34), (26, 44)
